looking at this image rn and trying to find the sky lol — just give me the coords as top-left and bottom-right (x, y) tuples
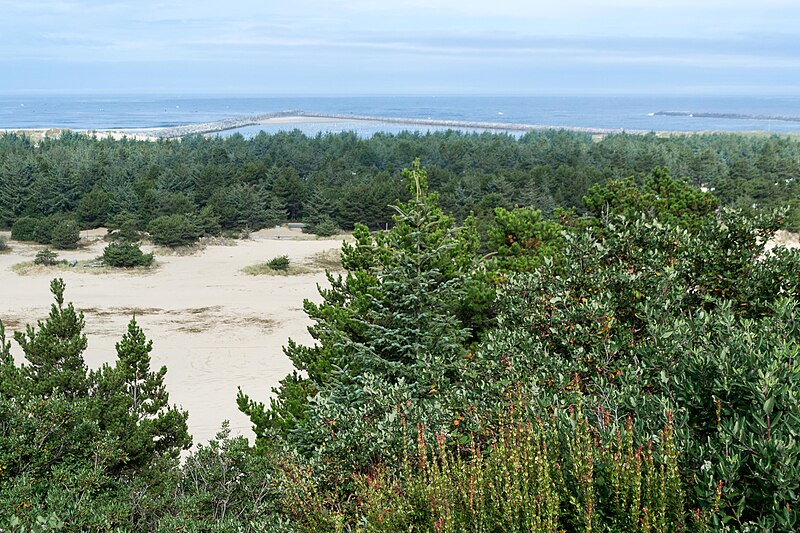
(1, 0), (798, 95)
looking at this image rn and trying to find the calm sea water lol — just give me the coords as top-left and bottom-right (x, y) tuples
(2, 95), (800, 135)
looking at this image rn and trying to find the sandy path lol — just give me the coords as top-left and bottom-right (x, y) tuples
(0, 230), (342, 446)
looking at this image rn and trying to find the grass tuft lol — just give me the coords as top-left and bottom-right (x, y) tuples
(242, 249), (342, 276)
(11, 260), (157, 276)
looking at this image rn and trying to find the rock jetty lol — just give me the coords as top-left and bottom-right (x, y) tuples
(142, 111), (647, 138)
(147, 111), (297, 138)
(655, 111), (800, 123)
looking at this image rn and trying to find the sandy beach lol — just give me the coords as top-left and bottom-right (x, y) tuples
(2, 115), (342, 142)
(0, 229), (344, 446)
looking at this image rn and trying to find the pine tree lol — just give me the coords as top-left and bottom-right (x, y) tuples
(92, 318), (191, 472)
(14, 278), (89, 399)
(0, 320), (20, 398)
(263, 195), (288, 227)
(239, 161), (479, 467)
(0, 156), (36, 228)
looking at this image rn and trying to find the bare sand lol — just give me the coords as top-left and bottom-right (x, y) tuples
(765, 229), (800, 252)
(2, 116), (340, 142)
(0, 229), (344, 446)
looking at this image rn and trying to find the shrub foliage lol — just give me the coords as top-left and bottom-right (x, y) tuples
(102, 242), (154, 268)
(2, 161), (800, 530)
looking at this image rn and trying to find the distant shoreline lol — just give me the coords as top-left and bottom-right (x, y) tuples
(655, 110), (800, 123)
(3, 111), (799, 141)
(132, 111), (648, 138)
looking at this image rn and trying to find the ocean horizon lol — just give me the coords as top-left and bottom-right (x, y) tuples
(3, 94), (800, 136)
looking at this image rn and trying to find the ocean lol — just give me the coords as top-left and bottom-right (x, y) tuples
(2, 95), (800, 136)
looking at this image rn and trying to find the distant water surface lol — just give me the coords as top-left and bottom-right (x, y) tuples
(2, 95), (800, 135)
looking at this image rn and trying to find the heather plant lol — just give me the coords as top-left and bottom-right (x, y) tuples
(664, 300), (800, 530)
(284, 400), (711, 532)
(471, 206), (800, 528)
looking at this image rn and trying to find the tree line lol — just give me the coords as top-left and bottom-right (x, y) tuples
(1, 128), (799, 247)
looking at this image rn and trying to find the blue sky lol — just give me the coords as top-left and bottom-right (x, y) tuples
(1, 0), (798, 95)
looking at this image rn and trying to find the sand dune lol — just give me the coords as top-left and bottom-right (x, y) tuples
(0, 229), (343, 446)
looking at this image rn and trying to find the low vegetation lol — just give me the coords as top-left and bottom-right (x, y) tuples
(10, 215), (80, 249)
(12, 246), (155, 276)
(242, 255), (309, 276)
(266, 254), (291, 271)
(242, 251), (343, 276)
(2, 154), (800, 530)
(101, 242), (154, 268)
(307, 248), (342, 270)
(33, 248), (61, 266)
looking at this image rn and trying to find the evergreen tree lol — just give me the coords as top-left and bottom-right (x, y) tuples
(239, 161), (479, 467)
(271, 166), (307, 220)
(262, 195), (288, 227)
(0, 281), (191, 529)
(0, 155), (36, 228)
(76, 186), (112, 228)
(14, 279), (89, 399)
(92, 318), (191, 472)
(49, 217), (81, 249)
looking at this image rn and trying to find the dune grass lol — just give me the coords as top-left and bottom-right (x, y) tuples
(11, 260), (157, 276)
(242, 249), (342, 276)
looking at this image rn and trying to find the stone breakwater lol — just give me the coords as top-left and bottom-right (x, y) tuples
(655, 111), (800, 123)
(145, 111), (297, 138)
(290, 112), (644, 135)
(140, 111), (647, 138)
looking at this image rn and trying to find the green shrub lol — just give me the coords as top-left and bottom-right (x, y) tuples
(147, 214), (202, 247)
(266, 255), (290, 271)
(108, 212), (143, 243)
(284, 402), (710, 532)
(102, 242), (154, 268)
(10, 216), (40, 241)
(34, 248), (59, 266)
(305, 216), (340, 237)
(474, 209), (800, 529)
(0, 236), (8, 252)
(23, 214), (75, 245)
(49, 219), (80, 249)
(158, 422), (285, 531)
